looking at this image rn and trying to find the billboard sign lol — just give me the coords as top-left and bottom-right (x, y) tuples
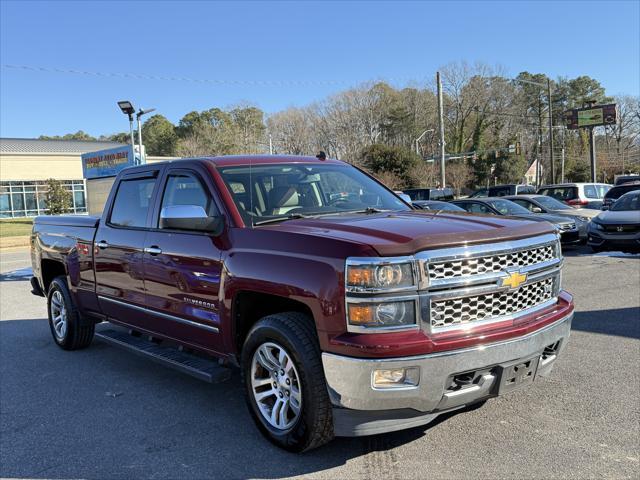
(563, 103), (617, 130)
(82, 145), (136, 179)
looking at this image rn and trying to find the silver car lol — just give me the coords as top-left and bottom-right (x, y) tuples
(505, 194), (597, 240)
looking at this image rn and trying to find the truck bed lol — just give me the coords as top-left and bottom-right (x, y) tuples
(33, 215), (100, 228)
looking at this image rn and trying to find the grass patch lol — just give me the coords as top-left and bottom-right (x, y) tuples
(0, 218), (34, 237)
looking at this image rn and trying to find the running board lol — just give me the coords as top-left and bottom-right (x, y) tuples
(95, 328), (231, 383)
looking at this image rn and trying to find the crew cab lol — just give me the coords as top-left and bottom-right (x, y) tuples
(30, 155), (574, 452)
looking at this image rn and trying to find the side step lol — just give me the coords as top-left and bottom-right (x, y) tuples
(95, 328), (231, 383)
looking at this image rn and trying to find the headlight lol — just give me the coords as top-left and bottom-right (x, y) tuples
(346, 259), (415, 292)
(591, 221), (604, 231)
(347, 300), (417, 330)
(578, 216), (591, 222)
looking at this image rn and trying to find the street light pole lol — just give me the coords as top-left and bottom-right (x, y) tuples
(436, 71), (446, 188)
(136, 107), (156, 164)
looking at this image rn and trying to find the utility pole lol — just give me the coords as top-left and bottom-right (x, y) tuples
(436, 72), (446, 188)
(589, 126), (597, 182)
(547, 78), (555, 183)
(585, 100), (597, 182)
(536, 94), (543, 187)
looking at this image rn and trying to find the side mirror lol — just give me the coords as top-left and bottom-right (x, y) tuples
(532, 207), (543, 213)
(160, 205), (224, 235)
(601, 204), (609, 211)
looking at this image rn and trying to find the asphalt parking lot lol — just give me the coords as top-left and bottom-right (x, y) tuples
(1, 246), (639, 479)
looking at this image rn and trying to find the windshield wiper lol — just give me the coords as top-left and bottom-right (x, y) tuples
(253, 213), (309, 226)
(354, 207), (387, 214)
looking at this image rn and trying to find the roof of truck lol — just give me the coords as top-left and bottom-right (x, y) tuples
(203, 154), (345, 167)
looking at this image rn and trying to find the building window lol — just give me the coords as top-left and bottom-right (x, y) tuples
(0, 180), (87, 218)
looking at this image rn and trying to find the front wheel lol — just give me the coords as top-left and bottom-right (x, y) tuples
(47, 276), (94, 350)
(241, 312), (334, 452)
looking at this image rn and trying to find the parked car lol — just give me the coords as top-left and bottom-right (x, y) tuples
(30, 155), (574, 452)
(411, 200), (465, 212)
(537, 183), (611, 209)
(452, 197), (581, 245)
(412, 200), (466, 212)
(403, 187), (454, 201)
(588, 190), (640, 253)
(504, 194), (598, 241)
(601, 181), (640, 210)
(614, 174), (640, 186)
(469, 184), (536, 198)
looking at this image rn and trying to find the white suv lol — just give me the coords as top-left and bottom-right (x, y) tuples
(538, 183), (611, 209)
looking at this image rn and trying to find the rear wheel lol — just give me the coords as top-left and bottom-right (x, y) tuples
(241, 312), (334, 452)
(47, 276), (94, 350)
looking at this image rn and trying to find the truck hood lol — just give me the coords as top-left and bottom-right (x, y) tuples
(261, 211), (555, 256)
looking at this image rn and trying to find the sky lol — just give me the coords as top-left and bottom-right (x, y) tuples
(1, 0), (639, 138)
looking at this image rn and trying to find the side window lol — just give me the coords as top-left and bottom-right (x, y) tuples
(110, 177), (156, 228)
(584, 185), (597, 198)
(512, 199), (533, 211)
(468, 203), (492, 214)
(160, 172), (216, 222)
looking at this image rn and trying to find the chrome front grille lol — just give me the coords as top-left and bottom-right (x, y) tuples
(427, 244), (555, 281)
(559, 222), (576, 231)
(430, 277), (555, 328)
(417, 233), (562, 332)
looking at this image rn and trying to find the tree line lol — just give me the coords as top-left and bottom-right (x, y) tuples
(42, 62), (640, 189)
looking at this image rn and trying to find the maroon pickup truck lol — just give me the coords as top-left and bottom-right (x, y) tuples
(30, 155), (574, 452)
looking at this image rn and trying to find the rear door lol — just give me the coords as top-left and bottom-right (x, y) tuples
(142, 165), (225, 353)
(94, 168), (162, 330)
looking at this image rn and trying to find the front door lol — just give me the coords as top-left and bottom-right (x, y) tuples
(142, 167), (225, 353)
(94, 169), (161, 332)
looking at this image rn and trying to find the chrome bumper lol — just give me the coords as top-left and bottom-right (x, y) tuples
(323, 313), (572, 435)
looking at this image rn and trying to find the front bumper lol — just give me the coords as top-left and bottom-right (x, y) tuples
(560, 229), (581, 245)
(323, 312), (572, 436)
(587, 231), (640, 251)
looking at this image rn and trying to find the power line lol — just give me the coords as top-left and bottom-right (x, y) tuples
(1, 64), (423, 88)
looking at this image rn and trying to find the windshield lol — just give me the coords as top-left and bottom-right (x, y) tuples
(487, 199), (531, 215)
(535, 195), (572, 210)
(218, 163), (410, 226)
(611, 192), (640, 211)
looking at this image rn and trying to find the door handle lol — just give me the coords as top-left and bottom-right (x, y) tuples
(144, 246), (162, 255)
(96, 240), (109, 249)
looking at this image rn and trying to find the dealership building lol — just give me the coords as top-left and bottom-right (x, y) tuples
(0, 138), (173, 218)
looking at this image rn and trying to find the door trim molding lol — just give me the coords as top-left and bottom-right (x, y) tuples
(98, 295), (220, 333)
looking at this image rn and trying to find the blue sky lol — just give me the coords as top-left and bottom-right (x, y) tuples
(1, 0), (638, 138)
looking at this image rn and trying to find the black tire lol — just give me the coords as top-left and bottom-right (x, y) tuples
(47, 276), (94, 350)
(241, 312), (334, 452)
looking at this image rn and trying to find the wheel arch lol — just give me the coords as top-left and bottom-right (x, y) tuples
(232, 290), (316, 355)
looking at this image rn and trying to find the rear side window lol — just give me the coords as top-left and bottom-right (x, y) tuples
(110, 177), (156, 227)
(584, 185), (597, 198)
(465, 202), (492, 214)
(540, 187), (577, 201)
(489, 186), (510, 197)
(517, 185), (536, 194)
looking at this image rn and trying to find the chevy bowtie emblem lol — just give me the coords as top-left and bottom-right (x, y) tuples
(501, 270), (527, 289)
